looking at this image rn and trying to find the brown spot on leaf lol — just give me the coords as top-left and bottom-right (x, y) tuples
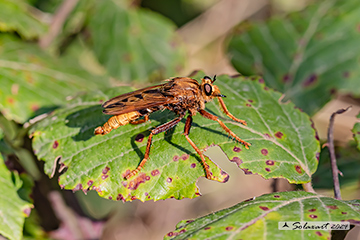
(265, 168), (271, 172)
(258, 78), (264, 83)
(145, 175), (150, 181)
(242, 168), (252, 175)
(221, 171), (229, 183)
(87, 180), (93, 187)
(108, 196), (112, 200)
(122, 53), (132, 62)
(151, 169), (160, 176)
(309, 214), (318, 219)
(341, 212), (347, 214)
(102, 166), (110, 174)
(204, 227), (211, 230)
(135, 134), (144, 142)
(259, 206), (269, 211)
(266, 160), (274, 166)
(73, 183), (82, 192)
(127, 173), (148, 190)
(117, 194), (124, 201)
(167, 177), (172, 183)
(248, 99), (253, 103)
(131, 196), (137, 201)
(316, 152), (320, 161)
(179, 229), (186, 234)
(7, 97), (14, 104)
(308, 209), (316, 212)
(167, 232), (174, 237)
(181, 154), (189, 160)
(343, 71), (350, 78)
(264, 86), (269, 91)
(173, 155), (180, 161)
(225, 226), (233, 231)
(233, 146), (241, 152)
(11, 84), (19, 95)
(274, 195), (280, 198)
(275, 131), (283, 139)
(295, 165), (302, 174)
(52, 141), (59, 149)
(246, 103), (252, 107)
(261, 149), (268, 156)
(23, 208), (31, 217)
(315, 231), (322, 237)
(303, 74), (318, 87)
(31, 104), (39, 111)
(326, 205), (338, 209)
(101, 175), (108, 180)
(230, 157), (242, 166)
(190, 163), (196, 168)
(60, 184), (65, 189)
(283, 74), (291, 83)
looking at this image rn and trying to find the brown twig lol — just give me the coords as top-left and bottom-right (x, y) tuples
(177, 0), (268, 55)
(327, 106), (351, 200)
(39, 0), (79, 49)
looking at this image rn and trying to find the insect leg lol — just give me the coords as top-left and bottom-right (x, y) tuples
(130, 115), (149, 125)
(125, 116), (184, 179)
(183, 115), (211, 179)
(199, 109), (251, 149)
(217, 97), (247, 125)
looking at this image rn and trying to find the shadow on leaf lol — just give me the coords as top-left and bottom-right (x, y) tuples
(65, 105), (107, 141)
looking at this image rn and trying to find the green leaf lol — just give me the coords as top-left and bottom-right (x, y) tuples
(165, 191), (360, 240)
(0, 34), (111, 123)
(227, 0), (360, 115)
(88, 0), (185, 82)
(0, 155), (33, 240)
(313, 145), (360, 189)
(30, 74), (319, 201)
(0, 0), (47, 39)
(353, 112), (360, 151)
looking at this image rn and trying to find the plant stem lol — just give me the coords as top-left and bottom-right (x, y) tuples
(39, 0), (79, 49)
(327, 106), (351, 200)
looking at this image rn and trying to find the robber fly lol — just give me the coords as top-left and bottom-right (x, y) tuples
(95, 76), (250, 180)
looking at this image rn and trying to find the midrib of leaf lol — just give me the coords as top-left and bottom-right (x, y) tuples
(220, 81), (311, 177)
(258, 26), (289, 73)
(285, 0), (335, 93)
(241, 33), (279, 90)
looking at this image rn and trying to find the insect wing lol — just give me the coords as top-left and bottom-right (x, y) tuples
(102, 84), (164, 108)
(102, 83), (176, 115)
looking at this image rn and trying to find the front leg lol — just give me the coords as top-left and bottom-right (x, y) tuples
(183, 115), (211, 179)
(199, 109), (251, 149)
(217, 97), (247, 125)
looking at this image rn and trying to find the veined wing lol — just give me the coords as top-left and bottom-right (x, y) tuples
(102, 83), (176, 115)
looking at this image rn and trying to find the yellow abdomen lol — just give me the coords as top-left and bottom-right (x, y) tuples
(94, 111), (141, 135)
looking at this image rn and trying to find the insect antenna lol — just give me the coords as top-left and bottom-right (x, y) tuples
(212, 75), (217, 83)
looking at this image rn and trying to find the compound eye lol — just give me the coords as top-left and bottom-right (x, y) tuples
(204, 83), (212, 96)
